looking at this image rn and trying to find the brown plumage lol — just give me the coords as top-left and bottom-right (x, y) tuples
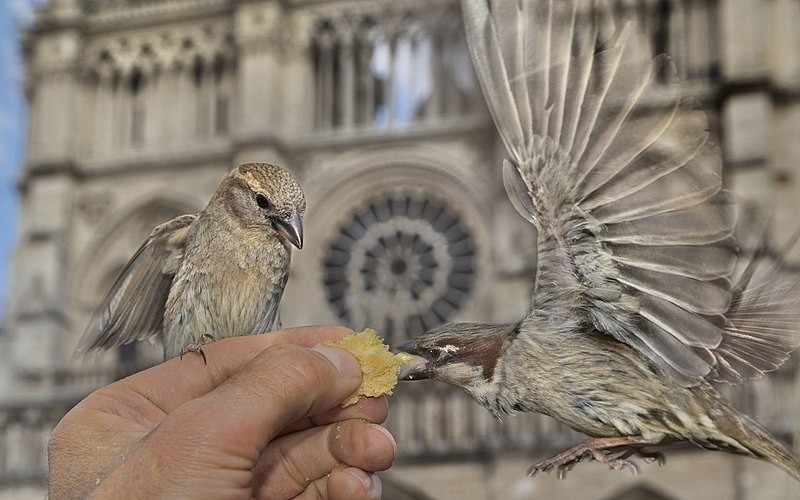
(399, 0), (800, 481)
(77, 163), (305, 360)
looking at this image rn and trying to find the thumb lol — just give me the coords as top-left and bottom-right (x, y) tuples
(159, 343), (362, 464)
(206, 343), (362, 449)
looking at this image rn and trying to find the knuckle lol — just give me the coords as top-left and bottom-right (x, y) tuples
(276, 444), (311, 490)
(329, 325), (355, 337)
(276, 345), (331, 386)
(328, 420), (358, 459)
(254, 344), (332, 401)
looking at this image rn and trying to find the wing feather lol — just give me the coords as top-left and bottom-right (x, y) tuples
(599, 193), (737, 245)
(609, 244), (737, 280)
(707, 243), (800, 382)
(76, 214), (197, 354)
(559, 5), (599, 153)
(616, 266), (731, 315)
(592, 150), (723, 223)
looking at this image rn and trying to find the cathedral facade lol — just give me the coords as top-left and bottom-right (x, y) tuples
(1, 0), (799, 498)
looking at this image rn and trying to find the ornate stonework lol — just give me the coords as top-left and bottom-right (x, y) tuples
(322, 191), (477, 340)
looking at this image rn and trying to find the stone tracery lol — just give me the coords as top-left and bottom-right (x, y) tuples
(322, 191), (477, 345)
(80, 23), (236, 156)
(309, 3), (481, 130)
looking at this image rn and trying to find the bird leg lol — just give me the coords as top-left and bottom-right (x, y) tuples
(180, 334), (215, 364)
(528, 436), (659, 478)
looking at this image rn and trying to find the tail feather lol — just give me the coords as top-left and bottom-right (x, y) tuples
(716, 410), (800, 482)
(742, 415), (800, 481)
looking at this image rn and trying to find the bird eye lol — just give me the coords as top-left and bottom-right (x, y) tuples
(427, 347), (443, 360)
(255, 193), (271, 209)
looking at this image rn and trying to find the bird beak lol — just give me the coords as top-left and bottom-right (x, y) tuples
(272, 211), (304, 249)
(397, 341), (431, 380)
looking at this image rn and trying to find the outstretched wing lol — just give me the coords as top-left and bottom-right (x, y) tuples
(713, 234), (800, 383)
(76, 214), (197, 354)
(463, 0), (799, 385)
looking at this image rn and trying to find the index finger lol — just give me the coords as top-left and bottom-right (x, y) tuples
(99, 325), (354, 415)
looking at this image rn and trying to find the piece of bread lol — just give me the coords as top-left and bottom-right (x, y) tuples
(323, 329), (413, 406)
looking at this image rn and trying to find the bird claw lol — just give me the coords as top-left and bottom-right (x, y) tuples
(591, 450), (639, 476)
(527, 438), (661, 479)
(180, 334), (215, 364)
(527, 451), (585, 478)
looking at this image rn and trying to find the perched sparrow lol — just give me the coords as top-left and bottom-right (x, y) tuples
(400, 0), (800, 481)
(77, 163), (305, 361)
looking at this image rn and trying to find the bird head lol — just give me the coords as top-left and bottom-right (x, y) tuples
(398, 322), (518, 407)
(219, 163), (306, 249)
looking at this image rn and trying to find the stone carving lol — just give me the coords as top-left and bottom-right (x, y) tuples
(83, 22), (235, 79)
(79, 22), (236, 154)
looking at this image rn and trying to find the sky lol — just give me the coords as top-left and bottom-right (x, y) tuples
(0, 0), (44, 319)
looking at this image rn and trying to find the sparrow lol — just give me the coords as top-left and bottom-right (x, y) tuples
(399, 0), (800, 481)
(76, 163), (305, 361)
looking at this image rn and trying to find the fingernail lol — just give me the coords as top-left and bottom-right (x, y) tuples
(311, 346), (362, 378)
(367, 473), (382, 500)
(349, 469), (382, 500)
(370, 424), (397, 455)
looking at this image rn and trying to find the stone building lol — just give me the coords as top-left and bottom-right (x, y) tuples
(1, 0), (799, 498)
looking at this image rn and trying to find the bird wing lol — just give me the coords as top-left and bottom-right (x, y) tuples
(712, 235), (800, 383)
(463, 0), (799, 385)
(76, 214), (198, 354)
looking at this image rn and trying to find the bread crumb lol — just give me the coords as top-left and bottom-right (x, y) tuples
(323, 329), (413, 406)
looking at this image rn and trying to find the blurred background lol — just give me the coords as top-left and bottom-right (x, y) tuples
(1, 0), (799, 498)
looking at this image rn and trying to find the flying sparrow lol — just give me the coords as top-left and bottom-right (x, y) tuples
(400, 0), (800, 481)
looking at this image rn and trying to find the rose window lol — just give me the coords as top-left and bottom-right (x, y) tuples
(323, 193), (476, 342)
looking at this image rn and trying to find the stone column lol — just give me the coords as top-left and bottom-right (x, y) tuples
(720, 0), (768, 80)
(93, 70), (114, 157)
(338, 24), (355, 130)
(768, 0), (800, 84)
(281, 10), (316, 136)
(315, 30), (335, 130)
(232, 0), (286, 166)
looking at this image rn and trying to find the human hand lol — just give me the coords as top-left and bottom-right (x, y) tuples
(49, 326), (395, 499)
